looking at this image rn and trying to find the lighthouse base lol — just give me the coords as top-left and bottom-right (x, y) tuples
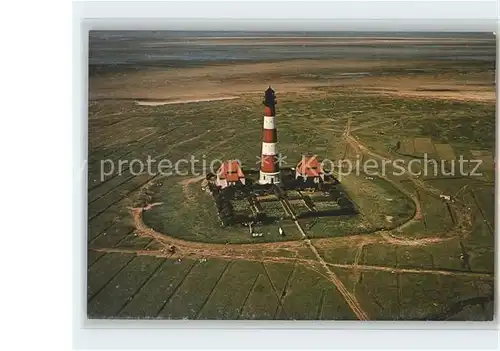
(258, 171), (281, 185)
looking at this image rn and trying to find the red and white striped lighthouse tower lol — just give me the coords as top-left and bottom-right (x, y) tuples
(259, 87), (281, 185)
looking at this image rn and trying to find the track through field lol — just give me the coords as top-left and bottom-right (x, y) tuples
(88, 127), (486, 320)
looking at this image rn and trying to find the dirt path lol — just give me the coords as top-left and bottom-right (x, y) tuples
(344, 131), (472, 242)
(378, 231), (453, 246)
(303, 235), (369, 320)
(132, 199), (461, 256)
(280, 191), (369, 320)
(91, 126), (478, 320)
(179, 175), (206, 202)
(327, 262), (493, 280)
(130, 205), (310, 259)
(91, 246), (493, 281)
(118, 167), (467, 322)
(340, 122), (431, 241)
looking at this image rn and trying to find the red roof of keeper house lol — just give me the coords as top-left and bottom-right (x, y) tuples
(217, 160), (245, 182)
(296, 156), (323, 177)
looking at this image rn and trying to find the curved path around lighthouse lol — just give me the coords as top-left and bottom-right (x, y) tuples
(90, 128), (484, 320)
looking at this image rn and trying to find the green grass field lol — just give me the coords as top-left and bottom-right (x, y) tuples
(87, 57), (495, 321)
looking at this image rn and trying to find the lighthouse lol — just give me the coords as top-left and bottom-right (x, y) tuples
(259, 87), (281, 185)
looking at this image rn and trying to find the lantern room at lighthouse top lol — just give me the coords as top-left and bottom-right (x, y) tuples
(263, 86), (277, 116)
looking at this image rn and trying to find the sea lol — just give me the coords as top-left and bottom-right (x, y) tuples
(89, 31), (496, 73)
